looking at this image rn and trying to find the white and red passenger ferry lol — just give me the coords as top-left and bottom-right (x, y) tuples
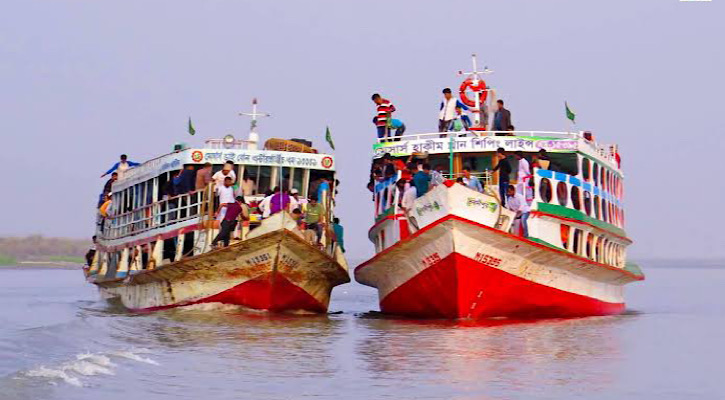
(86, 101), (349, 313)
(355, 58), (644, 319)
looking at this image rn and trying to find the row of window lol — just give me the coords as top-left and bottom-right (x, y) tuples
(560, 225), (625, 267)
(581, 158), (622, 199)
(539, 178), (624, 228)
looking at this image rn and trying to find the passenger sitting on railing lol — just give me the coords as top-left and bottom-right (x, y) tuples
(212, 161), (236, 189)
(215, 176), (236, 220)
(462, 168), (484, 193)
(505, 185), (530, 238)
(101, 154), (140, 179)
(212, 196), (247, 249)
(412, 163), (431, 198)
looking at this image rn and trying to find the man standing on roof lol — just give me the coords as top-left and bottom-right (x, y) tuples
(491, 148), (512, 207)
(101, 154), (140, 179)
(493, 99), (512, 134)
(439, 88), (469, 133)
(371, 93), (396, 141)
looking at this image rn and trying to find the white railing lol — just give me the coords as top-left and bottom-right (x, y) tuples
(377, 130), (579, 143)
(99, 186), (214, 240)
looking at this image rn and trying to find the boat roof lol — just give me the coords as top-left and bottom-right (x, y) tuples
(115, 144), (335, 191)
(373, 130), (621, 174)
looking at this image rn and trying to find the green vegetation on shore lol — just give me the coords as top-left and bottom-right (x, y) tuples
(0, 235), (89, 265)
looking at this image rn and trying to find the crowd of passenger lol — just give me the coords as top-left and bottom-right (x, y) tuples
(96, 156), (344, 253)
(370, 88), (515, 141)
(368, 147), (558, 238)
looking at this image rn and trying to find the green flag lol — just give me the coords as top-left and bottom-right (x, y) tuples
(188, 117), (196, 136)
(325, 126), (335, 150)
(565, 102), (576, 123)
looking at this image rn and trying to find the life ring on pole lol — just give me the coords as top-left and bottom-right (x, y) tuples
(459, 78), (488, 108)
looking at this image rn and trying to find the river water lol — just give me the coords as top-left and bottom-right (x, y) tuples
(0, 262), (723, 400)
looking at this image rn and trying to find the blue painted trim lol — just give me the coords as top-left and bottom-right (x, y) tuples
(593, 187), (600, 196)
(569, 176), (582, 187)
(537, 169), (554, 179)
(116, 271), (128, 278)
(583, 183), (592, 192)
(554, 172), (568, 181)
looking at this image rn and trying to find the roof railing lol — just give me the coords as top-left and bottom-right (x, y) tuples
(377, 130), (579, 143)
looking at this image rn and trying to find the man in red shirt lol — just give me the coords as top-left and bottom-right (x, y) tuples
(212, 196), (248, 248)
(371, 93), (396, 141)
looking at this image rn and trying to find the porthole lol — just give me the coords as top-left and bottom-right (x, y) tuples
(593, 163), (599, 186)
(560, 224), (570, 249)
(572, 229), (582, 255)
(594, 196), (601, 219)
(586, 234), (594, 260)
(556, 181), (568, 207)
(582, 158), (590, 181)
(571, 186), (581, 210)
(602, 199), (608, 222)
(539, 178), (553, 203)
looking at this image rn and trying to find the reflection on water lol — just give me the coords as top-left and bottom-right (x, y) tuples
(354, 315), (630, 397)
(1, 267), (725, 399)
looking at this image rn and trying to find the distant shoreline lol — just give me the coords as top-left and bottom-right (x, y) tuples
(0, 263), (82, 270)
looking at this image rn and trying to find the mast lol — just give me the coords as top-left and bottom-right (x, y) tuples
(457, 53), (493, 127)
(238, 98), (270, 150)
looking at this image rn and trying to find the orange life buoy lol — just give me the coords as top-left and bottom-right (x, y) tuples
(459, 78), (488, 108)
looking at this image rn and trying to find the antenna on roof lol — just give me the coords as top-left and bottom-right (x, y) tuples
(238, 98), (271, 150)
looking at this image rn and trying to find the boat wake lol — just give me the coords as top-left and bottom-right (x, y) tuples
(21, 348), (158, 387)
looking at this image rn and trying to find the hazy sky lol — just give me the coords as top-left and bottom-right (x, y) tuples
(1, 0), (723, 262)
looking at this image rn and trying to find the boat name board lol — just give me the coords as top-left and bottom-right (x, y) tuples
(117, 149), (335, 190)
(373, 136), (578, 157)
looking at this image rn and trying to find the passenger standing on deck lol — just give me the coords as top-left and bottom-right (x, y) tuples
(493, 100), (512, 134)
(176, 165), (197, 194)
(533, 149), (551, 170)
(240, 173), (256, 196)
(269, 187), (296, 215)
(332, 217), (345, 253)
(430, 164), (445, 188)
(439, 88), (469, 133)
(290, 188), (307, 209)
(396, 179), (417, 212)
(506, 185), (530, 237)
(305, 196), (326, 245)
(215, 177), (235, 220)
(212, 161), (236, 188)
(258, 189), (274, 218)
(212, 196), (247, 248)
(462, 168), (483, 192)
(195, 163), (213, 191)
(412, 163), (432, 197)
(101, 154), (140, 179)
(514, 151), (531, 196)
(371, 94), (396, 141)
(452, 106), (472, 132)
(491, 148), (512, 206)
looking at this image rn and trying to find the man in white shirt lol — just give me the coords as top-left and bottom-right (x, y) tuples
(397, 179), (417, 211)
(514, 151), (531, 196)
(505, 185), (531, 237)
(212, 162), (237, 189)
(257, 191), (274, 218)
(215, 176), (236, 220)
(462, 168), (483, 192)
(430, 165), (445, 188)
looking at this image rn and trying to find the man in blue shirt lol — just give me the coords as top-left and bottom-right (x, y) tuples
(332, 217), (345, 253)
(101, 154), (141, 178)
(412, 163), (432, 198)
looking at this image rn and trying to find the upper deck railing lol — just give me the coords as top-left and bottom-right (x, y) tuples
(377, 130), (578, 143)
(204, 138), (255, 150)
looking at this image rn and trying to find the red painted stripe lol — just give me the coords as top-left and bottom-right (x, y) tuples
(379, 252), (625, 319)
(356, 214), (643, 281)
(129, 272), (327, 313)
